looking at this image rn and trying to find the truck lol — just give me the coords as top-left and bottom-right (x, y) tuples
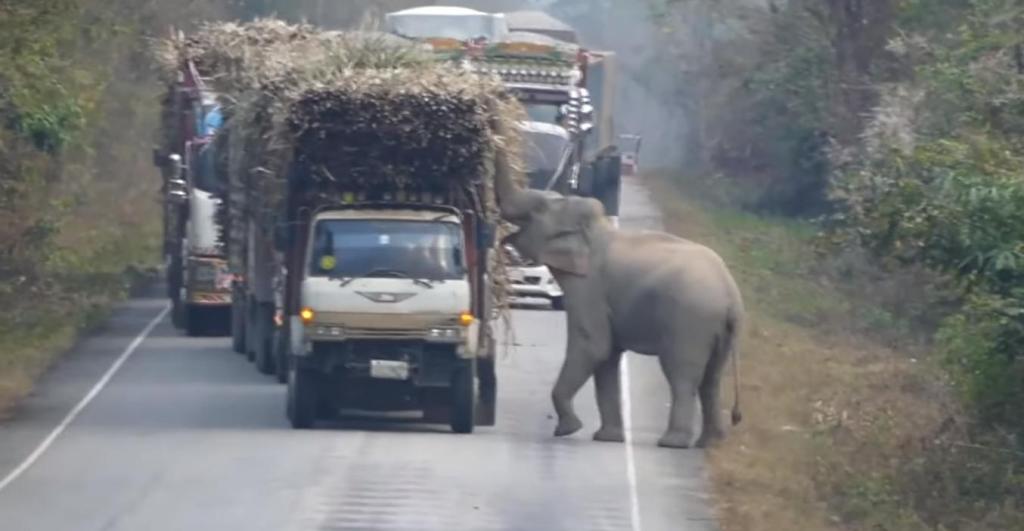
(159, 22), (507, 431)
(386, 6), (624, 308)
(152, 32), (233, 337)
(385, 6), (623, 215)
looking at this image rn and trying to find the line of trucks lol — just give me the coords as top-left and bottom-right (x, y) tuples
(151, 6), (639, 432)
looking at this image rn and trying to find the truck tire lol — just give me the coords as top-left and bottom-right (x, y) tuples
(184, 305), (206, 337)
(287, 365), (319, 429)
(171, 292), (185, 330)
(244, 298), (258, 363)
(254, 304), (275, 376)
(450, 359), (476, 434)
(231, 290), (246, 354)
(475, 352), (497, 427)
(167, 254), (183, 301)
(273, 327), (288, 384)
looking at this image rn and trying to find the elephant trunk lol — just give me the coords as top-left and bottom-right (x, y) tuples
(492, 139), (532, 221)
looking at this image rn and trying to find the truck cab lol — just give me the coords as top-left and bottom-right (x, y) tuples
(287, 203), (486, 433)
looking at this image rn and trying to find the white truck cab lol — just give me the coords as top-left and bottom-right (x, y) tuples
(296, 207), (479, 359)
(287, 205), (484, 433)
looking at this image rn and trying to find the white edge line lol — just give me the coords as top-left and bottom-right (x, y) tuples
(621, 355), (644, 531)
(0, 304), (170, 492)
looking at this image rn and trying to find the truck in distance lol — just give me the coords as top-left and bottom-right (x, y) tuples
(152, 30), (232, 337)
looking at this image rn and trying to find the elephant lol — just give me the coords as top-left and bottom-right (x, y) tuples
(493, 149), (745, 449)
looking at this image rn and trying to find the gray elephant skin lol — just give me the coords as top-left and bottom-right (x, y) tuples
(494, 150), (744, 449)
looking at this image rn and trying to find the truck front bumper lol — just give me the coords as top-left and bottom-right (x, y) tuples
(187, 291), (231, 306)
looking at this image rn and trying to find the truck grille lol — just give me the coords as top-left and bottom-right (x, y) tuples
(345, 327), (425, 340)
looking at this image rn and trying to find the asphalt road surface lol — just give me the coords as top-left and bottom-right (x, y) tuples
(0, 176), (717, 531)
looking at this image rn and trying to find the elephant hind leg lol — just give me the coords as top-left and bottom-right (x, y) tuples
(695, 331), (731, 448)
(657, 338), (707, 449)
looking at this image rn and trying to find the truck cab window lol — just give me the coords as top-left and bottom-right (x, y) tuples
(310, 219), (465, 281)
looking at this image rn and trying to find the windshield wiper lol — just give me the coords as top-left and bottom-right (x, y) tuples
(336, 268), (434, 289)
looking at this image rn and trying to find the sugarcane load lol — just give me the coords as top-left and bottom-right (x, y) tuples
(153, 19), (525, 431)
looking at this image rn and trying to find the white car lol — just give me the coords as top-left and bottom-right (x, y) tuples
(504, 246), (564, 310)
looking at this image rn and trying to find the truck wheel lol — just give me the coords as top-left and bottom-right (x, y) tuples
(254, 304), (275, 376)
(244, 298), (258, 363)
(450, 359), (476, 434)
(287, 365), (319, 430)
(475, 354), (497, 427)
(171, 293), (185, 330)
(184, 305), (206, 337)
(231, 293), (246, 354)
(550, 296), (565, 311)
(167, 254), (183, 301)
(273, 328), (288, 384)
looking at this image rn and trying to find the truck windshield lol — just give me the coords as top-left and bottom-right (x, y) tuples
(309, 219), (464, 281)
(193, 143), (224, 195)
(520, 123), (573, 190)
(523, 102), (562, 125)
(388, 14), (504, 41)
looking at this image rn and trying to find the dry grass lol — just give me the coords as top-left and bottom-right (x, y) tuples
(644, 172), (962, 531)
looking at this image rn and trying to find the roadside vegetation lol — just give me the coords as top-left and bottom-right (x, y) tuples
(0, 0), (444, 415)
(640, 0), (1024, 529)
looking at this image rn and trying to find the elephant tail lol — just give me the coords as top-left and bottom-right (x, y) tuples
(724, 312), (743, 426)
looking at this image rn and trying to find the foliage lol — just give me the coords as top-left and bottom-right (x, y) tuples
(651, 0), (1024, 528)
(815, 0), (1024, 528)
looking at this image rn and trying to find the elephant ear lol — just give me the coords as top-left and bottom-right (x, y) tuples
(541, 228), (589, 275)
(540, 197), (596, 276)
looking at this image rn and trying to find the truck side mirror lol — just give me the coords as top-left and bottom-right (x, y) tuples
(152, 148), (166, 168)
(274, 222), (290, 252)
(594, 152), (623, 217)
(166, 154), (188, 204)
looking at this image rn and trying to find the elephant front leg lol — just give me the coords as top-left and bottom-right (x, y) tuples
(551, 349), (596, 437)
(592, 351), (625, 443)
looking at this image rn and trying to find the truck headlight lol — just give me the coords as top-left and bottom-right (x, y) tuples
(313, 325), (345, 338)
(427, 327), (462, 342)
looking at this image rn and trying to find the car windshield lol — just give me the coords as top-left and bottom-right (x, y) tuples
(521, 126), (572, 190)
(309, 219), (464, 281)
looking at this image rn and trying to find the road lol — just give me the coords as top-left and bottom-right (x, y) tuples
(0, 176), (717, 531)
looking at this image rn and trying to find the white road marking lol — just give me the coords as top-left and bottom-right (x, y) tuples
(0, 304), (170, 493)
(621, 356), (644, 531)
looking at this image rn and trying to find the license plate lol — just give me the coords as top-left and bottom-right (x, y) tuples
(370, 360), (410, 380)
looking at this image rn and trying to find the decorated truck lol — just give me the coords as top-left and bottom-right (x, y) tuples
(156, 21), (509, 431)
(153, 29), (232, 336)
(385, 6), (623, 216)
(385, 6), (624, 308)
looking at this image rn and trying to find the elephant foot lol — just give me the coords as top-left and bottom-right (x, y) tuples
(657, 430), (694, 449)
(695, 427), (725, 449)
(553, 416), (583, 437)
(592, 426), (625, 443)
